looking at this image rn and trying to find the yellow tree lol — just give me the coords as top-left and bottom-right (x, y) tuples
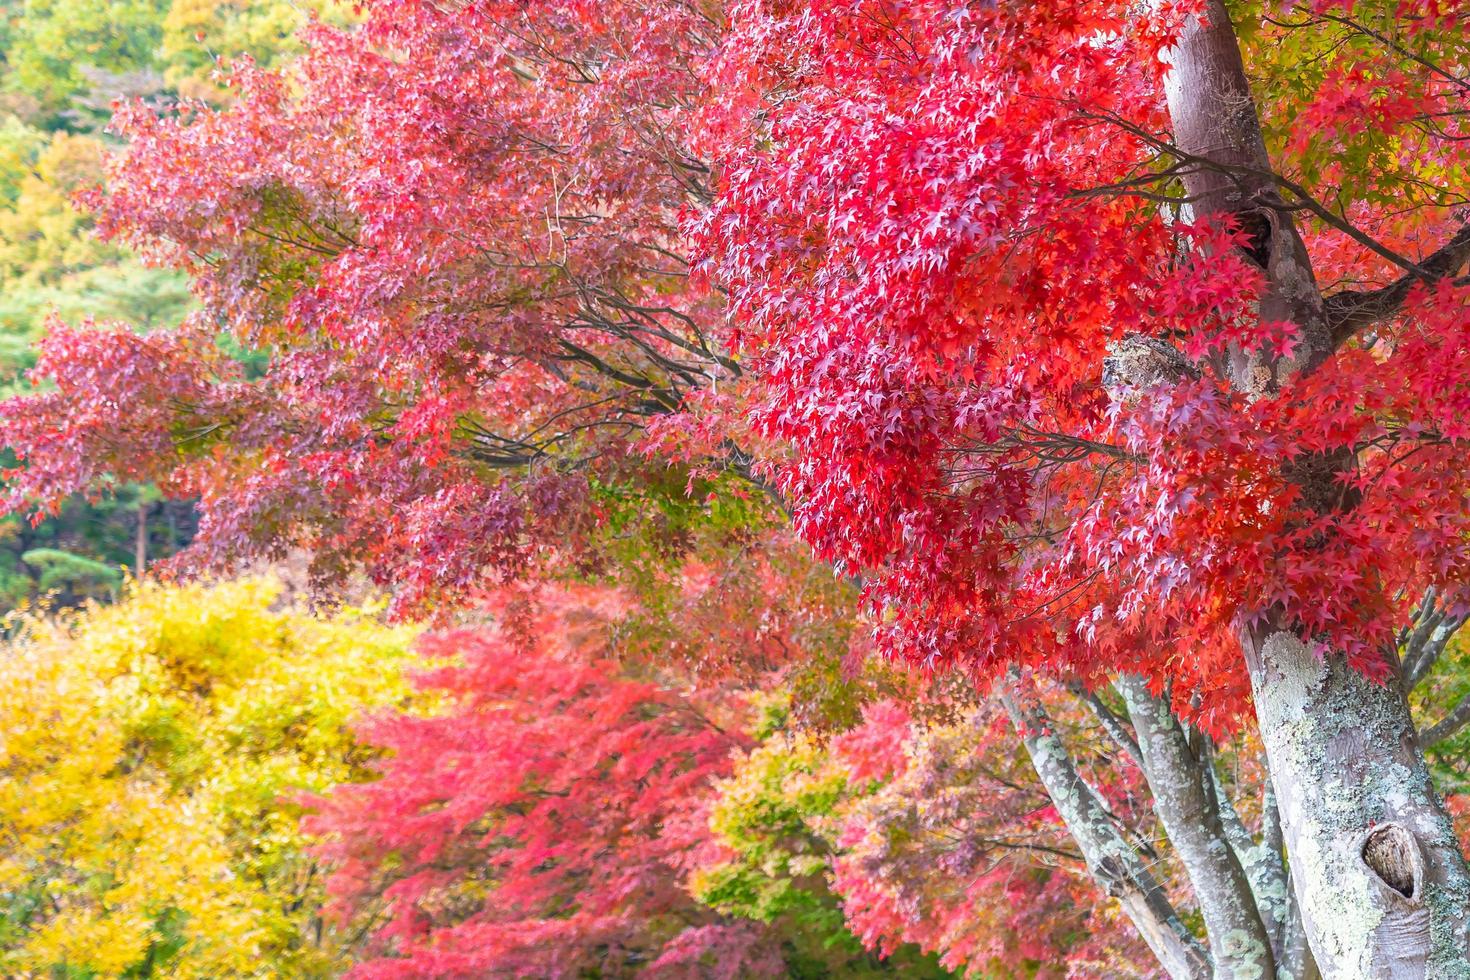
(0, 577), (419, 977)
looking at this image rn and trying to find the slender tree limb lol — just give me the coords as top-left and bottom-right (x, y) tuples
(1422, 693), (1470, 747)
(1400, 587), (1465, 694)
(998, 672), (1211, 980)
(1260, 776), (1284, 879)
(1215, 761), (1318, 979)
(1400, 585), (1447, 689)
(1114, 675), (1276, 979)
(1208, 762), (1291, 966)
(1068, 682), (1145, 770)
(1326, 222), (1470, 348)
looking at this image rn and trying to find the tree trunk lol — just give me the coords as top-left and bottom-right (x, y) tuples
(1210, 763), (1294, 966)
(1116, 675), (1277, 977)
(1000, 673), (1212, 979)
(1161, 2), (1470, 974)
(135, 498), (149, 577)
(1244, 628), (1470, 977)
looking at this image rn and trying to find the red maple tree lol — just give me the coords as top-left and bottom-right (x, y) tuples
(696, 0), (1470, 972)
(303, 586), (784, 977)
(1, 0), (737, 611)
(6, 0), (1470, 974)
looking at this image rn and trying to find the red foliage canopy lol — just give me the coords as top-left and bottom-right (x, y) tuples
(2, 0), (735, 610)
(304, 587), (780, 977)
(3, 0), (1469, 730)
(695, 0), (1470, 727)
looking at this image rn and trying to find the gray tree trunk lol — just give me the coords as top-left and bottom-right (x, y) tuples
(1243, 629), (1470, 977)
(1160, 3), (1470, 974)
(1115, 675), (1276, 977)
(999, 673), (1212, 979)
(134, 498), (148, 576)
(1209, 764), (1293, 964)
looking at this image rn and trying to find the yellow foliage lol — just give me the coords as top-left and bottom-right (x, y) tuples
(0, 577), (420, 978)
(0, 131), (119, 285)
(162, 0), (356, 100)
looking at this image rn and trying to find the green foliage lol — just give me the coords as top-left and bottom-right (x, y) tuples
(694, 699), (953, 978)
(19, 546), (122, 597)
(0, 485), (196, 609)
(0, 0), (242, 610)
(161, 0), (348, 99)
(0, 0), (357, 613)
(2, 0), (171, 126)
(1234, 0), (1470, 216)
(0, 114), (45, 205)
(697, 728), (850, 929)
(0, 264), (192, 393)
(0, 99), (187, 610)
(589, 468), (778, 570)
(0, 130), (120, 282)
(1417, 633), (1470, 794)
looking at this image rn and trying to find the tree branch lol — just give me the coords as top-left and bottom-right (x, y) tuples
(1114, 674), (1276, 978)
(1422, 693), (1470, 747)
(1326, 222), (1470, 348)
(1068, 682), (1144, 769)
(1209, 763), (1292, 966)
(1400, 586), (1465, 694)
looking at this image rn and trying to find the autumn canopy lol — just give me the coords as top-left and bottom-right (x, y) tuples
(3, 0), (1470, 976)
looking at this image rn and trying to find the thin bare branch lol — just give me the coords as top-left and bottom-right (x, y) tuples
(1327, 222), (1470, 348)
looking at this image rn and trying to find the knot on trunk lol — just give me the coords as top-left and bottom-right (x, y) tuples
(1234, 207), (1273, 270)
(1360, 823), (1423, 901)
(1102, 335), (1198, 402)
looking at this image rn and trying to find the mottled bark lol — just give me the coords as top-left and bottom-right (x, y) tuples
(1000, 674), (1211, 980)
(1244, 630), (1470, 978)
(1161, 2), (1470, 975)
(1210, 764), (1293, 965)
(1423, 696), (1470, 749)
(1115, 675), (1276, 978)
(134, 499), (148, 576)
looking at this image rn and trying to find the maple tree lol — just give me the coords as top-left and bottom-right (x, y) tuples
(304, 585), (785, 978)
(700, 691), (1161, 978)
(0, 0), (741, 613)
(305, 577), (1158, 978)
(696, 0), (1470, 974)
(828, 696), (1157, 979)
(6, 0), (1470, 975)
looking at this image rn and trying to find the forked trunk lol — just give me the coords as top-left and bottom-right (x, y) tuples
(1115, 674), (1276, 978)
(1000, 673), (1212, 979)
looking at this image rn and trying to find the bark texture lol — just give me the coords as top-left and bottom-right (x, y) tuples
(1210, 766), (1294, 968)
(1116, 675), (1276, 978)
(1161, 2), (1470, 974)
(1159, 0), (1327, 391)
(999, 674), (1212, 979)
(1244, 630), (1470, 977)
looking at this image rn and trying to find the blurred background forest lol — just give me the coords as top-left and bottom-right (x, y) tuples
(0, 0), (341, 607)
